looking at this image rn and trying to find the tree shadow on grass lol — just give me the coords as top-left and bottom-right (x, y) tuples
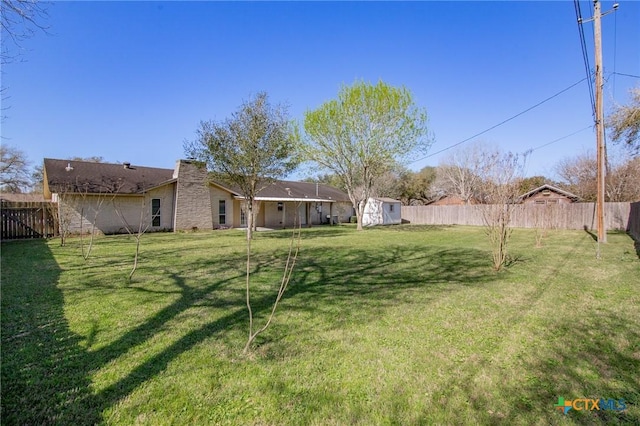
(255, 226), (354, 240)
(463, 309), (640, 425)
(629, 233), (640, 260)
(1, 240), (99, 425)
(1, 234), (497, 423)
(249, 243), (495, 356)
(0, 239), (250, 424)
(414, 233), (640, 425)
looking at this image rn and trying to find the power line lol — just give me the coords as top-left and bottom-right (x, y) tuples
(574, 0), (596, 120)
(409, 77), (588, 164)
(524, 125), (593, 155)
(612, 72), (640, 79)
(613, 3), (618, 95)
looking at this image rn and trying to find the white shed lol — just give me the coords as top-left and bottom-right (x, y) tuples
(362, 197), (402, 226)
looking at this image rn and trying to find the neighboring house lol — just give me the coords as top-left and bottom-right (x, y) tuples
(43, 158), (353, 234)
(362, 197), (402, 226)
(518, 184), (580, 205)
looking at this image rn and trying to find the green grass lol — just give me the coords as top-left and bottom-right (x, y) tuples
(2, 225), (639, 425)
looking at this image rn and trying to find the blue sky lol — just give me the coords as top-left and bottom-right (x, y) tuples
(2, 1), (639, 180)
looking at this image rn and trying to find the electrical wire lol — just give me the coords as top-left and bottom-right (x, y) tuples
(408, 77), (588, 164)
(613, 3), (618, 96)
(574, 0), (596, 120)
(523, 125), (593, 154)
(612, 72), (640, 79)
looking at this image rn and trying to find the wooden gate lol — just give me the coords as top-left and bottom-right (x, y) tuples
(1, 200), (58, 240)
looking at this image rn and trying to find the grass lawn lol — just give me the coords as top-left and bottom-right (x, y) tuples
(2, 225), (639, 425)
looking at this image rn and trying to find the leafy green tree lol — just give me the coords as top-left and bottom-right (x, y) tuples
(400, 166), (437, 205)
(303, 80), (430, 229)
(303, 173), (345, 191)
(516, 176), (549, 195)
(186, 92), (300, 239)
(185, 92), (300, 353)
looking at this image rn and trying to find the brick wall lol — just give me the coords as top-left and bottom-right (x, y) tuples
(173, 160), (213, 231)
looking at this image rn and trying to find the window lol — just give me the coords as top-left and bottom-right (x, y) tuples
(240, 208), (247, 226)
(218, 200), (226, 225)
(277, 202), (283, 211)
(389, 204), (395, 212)
(151, 198), (161, 226)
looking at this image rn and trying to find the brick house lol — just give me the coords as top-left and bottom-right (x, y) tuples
(43, 158), (353, 234)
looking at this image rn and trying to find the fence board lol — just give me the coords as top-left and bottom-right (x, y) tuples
(628, 202), (640, 241)
(402, 202), (634, 231)
(1, 201), (58, 240)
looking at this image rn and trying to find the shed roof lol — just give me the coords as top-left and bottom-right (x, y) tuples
(371, 197), (402, 203)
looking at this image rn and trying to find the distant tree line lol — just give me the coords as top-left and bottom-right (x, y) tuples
(305, 145), (640, 205)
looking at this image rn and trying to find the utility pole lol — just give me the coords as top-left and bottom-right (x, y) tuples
(581, 1), (618, 245)
(594, 0), (606, 244)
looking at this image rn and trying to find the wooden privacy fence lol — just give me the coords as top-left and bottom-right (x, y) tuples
(402, 202), (636, 232)
(629, 202), (640, 241)
(1, 201), (58, 240)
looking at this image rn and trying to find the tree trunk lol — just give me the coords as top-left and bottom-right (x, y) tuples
(356, 200), (365, 231)
(246, 202), (254, 241)
(129, 235), (141, 281)
(243, 222), (253, 353)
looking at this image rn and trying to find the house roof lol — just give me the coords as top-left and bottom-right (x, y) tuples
(371, 197), (401, 203)
(44, 158), (174, 194)
(518, 184), (580, 202)
(43, 157), (351, 202)
(424, 195), (471, 205)
(212, 179), (351, 203)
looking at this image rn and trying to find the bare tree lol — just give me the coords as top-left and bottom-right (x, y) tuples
(31, 162), (43, 192)
(54, 191), (75, 246)
(431, 143), (487, 204)
(0, 143), (31, 192)
(607, 86), (640, 154)
(554, 150), (640, 202)
(113, 196), (161, 281)
(1, 0), (49, 63)
(475, 148), (525, 271)
(554, 151), (597, 202)
(532, 204), (554, 248)
(2, 0), (49, 119)
(77, 180), (123, 260)
(242, 210), (302, 354)
(605, 154), (640, 202)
